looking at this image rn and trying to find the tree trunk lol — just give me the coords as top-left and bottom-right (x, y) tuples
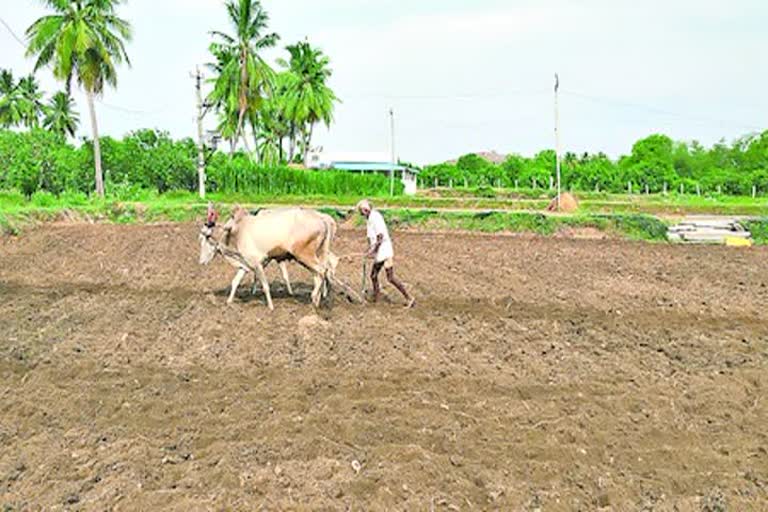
(288, 125), (296, 162)
(304, 123), (315, 167)
(234, 107), (252, 155)
(278, 136), (284, 163)
(250, 118), (261, 163)
(86, 90), (104, 197)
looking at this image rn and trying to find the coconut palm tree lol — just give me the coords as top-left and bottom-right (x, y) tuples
(256, 71), (294, 163)
(208, 0), (278, 156)
(0, 69), (23, 128)
(26, 0), (132, 196)
(279, 40), (338, 165)
(43, 91), (79, 138)
(17, 75), (45, 128)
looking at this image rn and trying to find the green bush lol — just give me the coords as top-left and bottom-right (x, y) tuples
(29, 191), (57, 208)
(0, 190), (25, 207)
(58, 190), (89, 206)
(474, 185), (497, 198)
(744, 218), (768, 244)
(107, 183), (158, 202)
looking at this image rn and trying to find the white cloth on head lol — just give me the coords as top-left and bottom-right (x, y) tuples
(366, 209), (394, 263)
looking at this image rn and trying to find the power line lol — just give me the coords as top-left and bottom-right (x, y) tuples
(0, 16), (26, 47)
(561, 90), (762, 132)
(345, 89), (547, 101)
(95, 99), (168, 116)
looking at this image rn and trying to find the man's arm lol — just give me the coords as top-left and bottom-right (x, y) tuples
(368, 234), (383, 259)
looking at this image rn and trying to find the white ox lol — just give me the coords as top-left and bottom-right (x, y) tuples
(199, 205), (336, 310)
(247, 208), (339, 297)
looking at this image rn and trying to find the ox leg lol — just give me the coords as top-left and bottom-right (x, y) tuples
(255, 262), (274, 311)
(279, 262), (293, 296)
(253, 260), (270, 296)
(322, 253), (338, 299)
(311, 273), (324, 308)
(228, 268), (247, 304)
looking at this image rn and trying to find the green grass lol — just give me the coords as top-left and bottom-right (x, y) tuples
(371, 210), (669, 241)
(2, 188), (766, 243)
(421, 187), (768, 216)
(744, 218), (768, 245)
(3, 187), (765, 217)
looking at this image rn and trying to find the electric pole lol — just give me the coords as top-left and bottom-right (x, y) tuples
(193, 66), (206, 199)
(554, 73), (561, 210)
(389, 107), (396, 196)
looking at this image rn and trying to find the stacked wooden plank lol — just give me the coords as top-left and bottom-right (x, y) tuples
(667, 217), (752, 244)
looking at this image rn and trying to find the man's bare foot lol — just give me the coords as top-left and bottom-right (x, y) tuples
(404, 297), (416, 309)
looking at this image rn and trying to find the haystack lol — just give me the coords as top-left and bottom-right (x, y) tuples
(547, 193), (579, 212)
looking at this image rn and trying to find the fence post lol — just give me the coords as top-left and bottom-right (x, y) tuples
(514, 179), (519, 190)
(696, 183), (701, 196)
(449, 179), (453, 189)
(533, 177), (537, 189)
(680, 183), (684, 195)
(663, 182), (668, 195)
(595, 183), (600, 193)
(645, 184), (649, 195)
(717, 185), (722, 195)
(753, 185), (757, 198)
(434, 177), (437, 189)
(628, 181), (632, 194)
(549, 176), (554, 190)
(464, 178), (467, 188)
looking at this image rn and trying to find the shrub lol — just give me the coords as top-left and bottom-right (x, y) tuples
(29, 191), (57, 208)
(0, 190), (25, 207)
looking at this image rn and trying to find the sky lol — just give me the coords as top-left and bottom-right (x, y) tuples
(1, 0), (767, 164)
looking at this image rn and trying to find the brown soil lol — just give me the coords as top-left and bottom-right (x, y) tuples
(1, 224), (767, 511)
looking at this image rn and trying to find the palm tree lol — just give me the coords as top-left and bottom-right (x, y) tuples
(44, 91), (79, 138)
(26, 0), (132, 196)
(208, 0), (278, 156)
(279, 40), (338, 165)
(17, 75), (45, 128)
(0, 69), (23, 128)
(256, 71), (293, 163)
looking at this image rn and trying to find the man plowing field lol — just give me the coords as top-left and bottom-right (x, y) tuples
(357, 199), (415, 309)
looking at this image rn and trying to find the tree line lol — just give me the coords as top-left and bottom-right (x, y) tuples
(421, 132), (768, 196)
(0, 128), (397, 198)
(0, 71), (79, 137)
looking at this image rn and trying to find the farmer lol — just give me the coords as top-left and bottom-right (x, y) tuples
(357, 199), (415, 308)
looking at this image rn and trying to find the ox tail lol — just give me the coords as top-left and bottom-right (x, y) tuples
(316, 220), (336, 300)
(315, 221), (331, 272)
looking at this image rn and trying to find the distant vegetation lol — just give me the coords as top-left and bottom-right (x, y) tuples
(0, 129), (398, 198)
(423, 132), (768, 197)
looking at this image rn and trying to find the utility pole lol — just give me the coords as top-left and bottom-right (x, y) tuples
(389, 107), (396, 196)
(193, 66), (206, 199)
(554, 73), (561, 211)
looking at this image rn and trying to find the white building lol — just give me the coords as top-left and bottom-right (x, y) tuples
(306, 150), (420, 196)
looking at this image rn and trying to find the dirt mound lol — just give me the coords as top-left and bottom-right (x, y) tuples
(1, 224), (767, 510)
(547, 192), (579, 212)
(297, 314), (330, 339)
